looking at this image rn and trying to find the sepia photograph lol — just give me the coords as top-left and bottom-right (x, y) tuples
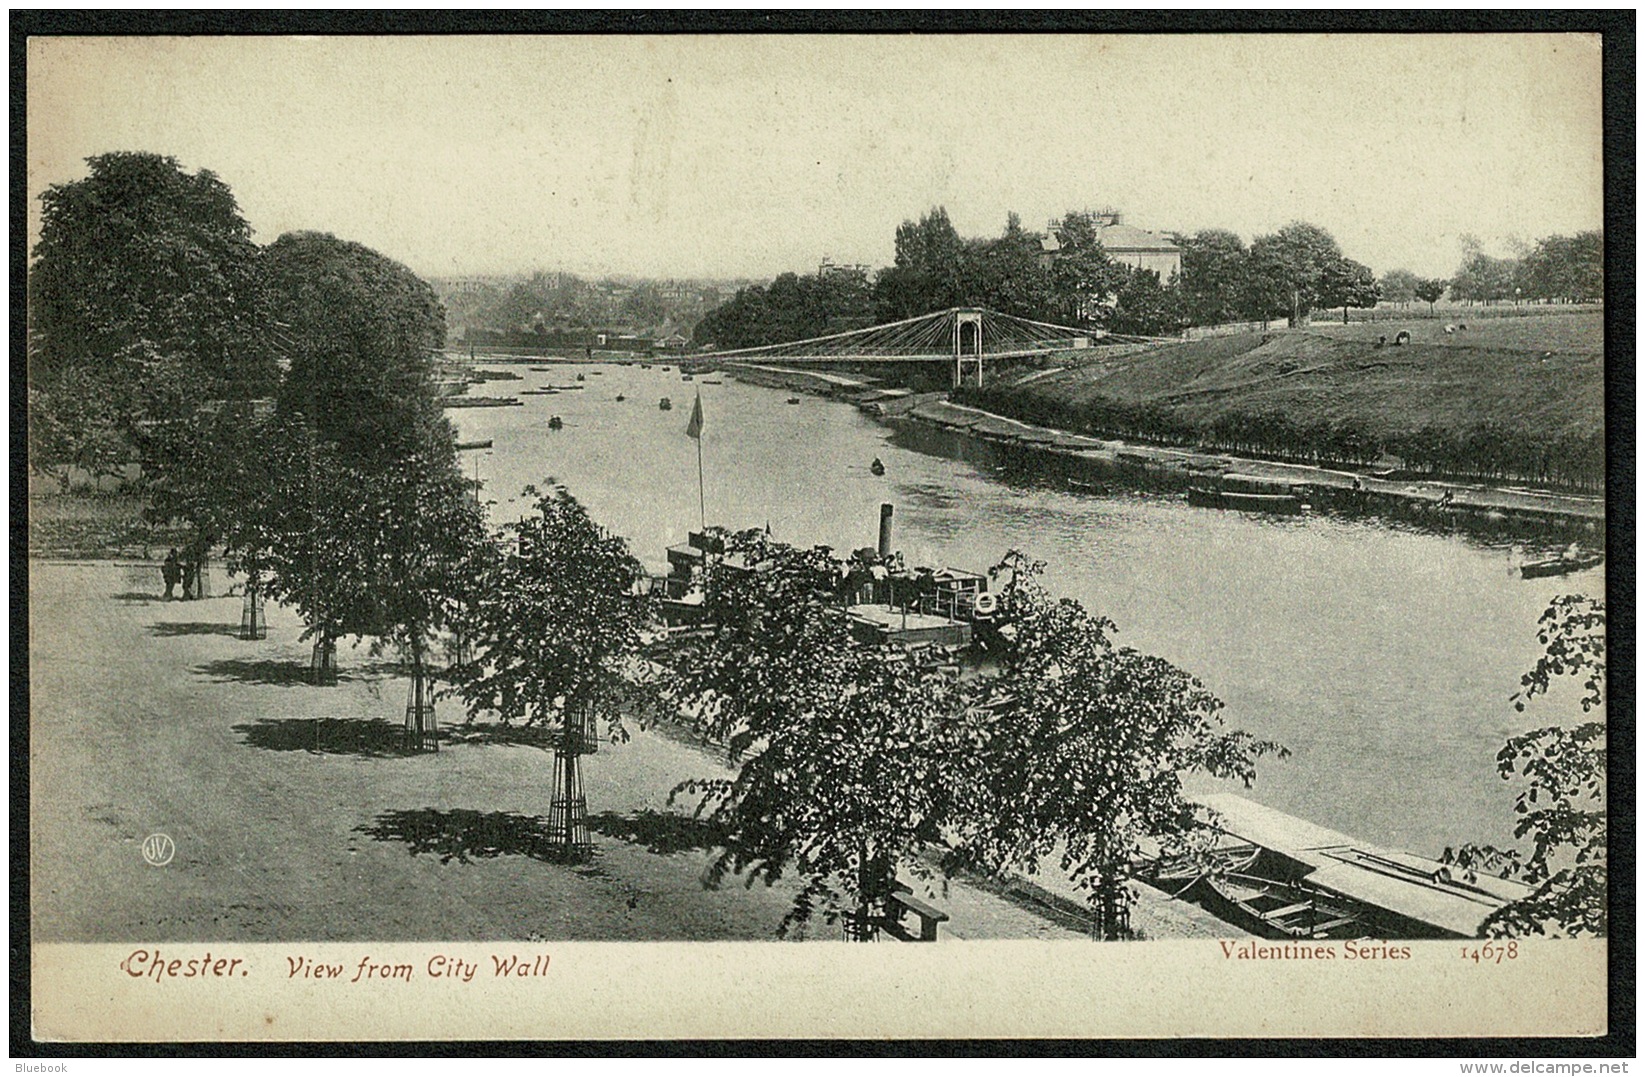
(22, 24), (1614, 1043)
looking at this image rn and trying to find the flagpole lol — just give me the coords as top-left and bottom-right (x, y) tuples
(693, 389), (706, 530)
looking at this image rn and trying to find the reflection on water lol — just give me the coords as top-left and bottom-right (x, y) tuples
(451, 363), (1604, 856)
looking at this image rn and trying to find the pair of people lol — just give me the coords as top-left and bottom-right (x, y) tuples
(161, 544), (207, 600)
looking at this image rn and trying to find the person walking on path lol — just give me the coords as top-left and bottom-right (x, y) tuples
(161, 549), (181, 600)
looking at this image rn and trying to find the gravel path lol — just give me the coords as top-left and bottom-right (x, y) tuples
(31, 560), (1174, 944)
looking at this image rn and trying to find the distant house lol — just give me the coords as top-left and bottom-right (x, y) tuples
(1040, 211), (1182, 282)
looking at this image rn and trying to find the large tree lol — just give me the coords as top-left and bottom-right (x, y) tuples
(874, 206), (966, 321)
(1318, 257), (1381, 324)
(1380, 268), (1419, 308)
(949, 553), (1286, 939)
(1246, 221), (1347, 326)
(263, 230), (449, 472)
(1414, 276), (1448, 315)
(667, 532), (965, 938)
(254, 231), (470, 688)
(1047, 211), (1127, 327)
(452, 483), (651, 734)
(1173, 229), (1250, 327)
(29, 152), (276, 476)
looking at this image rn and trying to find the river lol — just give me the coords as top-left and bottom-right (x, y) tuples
(450, 361), (1605, 856)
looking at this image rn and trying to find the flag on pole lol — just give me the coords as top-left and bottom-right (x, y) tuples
(686, 391), (704, 439)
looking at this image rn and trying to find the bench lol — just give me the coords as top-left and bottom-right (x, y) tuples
(884, 883), (951, 942)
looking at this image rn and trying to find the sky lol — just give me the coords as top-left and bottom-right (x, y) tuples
(27, 34), (1605, 282)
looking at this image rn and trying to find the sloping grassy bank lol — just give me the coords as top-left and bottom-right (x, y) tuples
(957, 314), (1603, 492)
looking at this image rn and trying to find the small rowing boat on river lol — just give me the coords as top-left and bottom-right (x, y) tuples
(1177, 794), (1534, 939)
(1187, 487), (1305, 515)
(1521, 552), (1604, 579)
(1188, 473), (1304, 515)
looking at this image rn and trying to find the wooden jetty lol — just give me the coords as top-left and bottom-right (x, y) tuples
(1192, 794), (1532, 938)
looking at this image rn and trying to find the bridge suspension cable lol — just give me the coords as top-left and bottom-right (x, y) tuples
(691, 307), (1101, 363)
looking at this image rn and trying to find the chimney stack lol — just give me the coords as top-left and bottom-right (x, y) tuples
(877, 503), (894, 558)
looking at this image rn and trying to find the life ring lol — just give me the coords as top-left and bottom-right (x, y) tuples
(972, 592), (998, 617)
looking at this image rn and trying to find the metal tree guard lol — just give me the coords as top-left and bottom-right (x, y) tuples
(239, 580), (267, 640)
(405, 643), (438, 752)
(309, 632), (338, 685)
(546, 698), (599, 862)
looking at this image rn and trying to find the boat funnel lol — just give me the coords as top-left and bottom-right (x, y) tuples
(878, 503), (894, 557)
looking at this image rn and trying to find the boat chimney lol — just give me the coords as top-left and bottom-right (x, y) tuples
(877, 503), (894, 558)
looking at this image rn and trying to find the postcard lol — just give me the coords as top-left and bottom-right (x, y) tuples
(24, 29), (1610, 1043)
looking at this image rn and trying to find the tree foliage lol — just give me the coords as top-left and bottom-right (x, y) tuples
(666, 532), (966, 936)
(28, 152), (276, 477)
(452, 484), (651, 734)
(692, 268), (873, 350)
(665, 541), (1284, 940)
(264, 230), (450, 471)
(1414, 277), (1449, 313)
(1318, 257), (1381, 323)
(1173, 229), (1250, 326)
(948, 552), (1286, 938)
(1447, 595), (1606, 937)
(1246, 222), (1348, 326)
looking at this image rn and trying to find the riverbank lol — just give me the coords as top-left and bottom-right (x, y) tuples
(31, 558), (1233, 942)
(720, 361), (1605, 542)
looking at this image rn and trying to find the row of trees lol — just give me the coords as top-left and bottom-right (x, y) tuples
(1448, 232), (1604, 306)
(30, 154), (486, 720)
(35, 152), (1268, 938)
(1172, 223), (1380, 328)
(690, 265), (875, 352)
(953, 385), (1605, 492)
(692, 211), (1392, 352)
(32, 152), (1602, 940)
(439, 271), (721, 342)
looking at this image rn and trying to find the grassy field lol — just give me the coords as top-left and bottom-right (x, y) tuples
(27, 489), (192, 560)
(984, 311), (1602, 449)
(1306, 309), (1603, 355)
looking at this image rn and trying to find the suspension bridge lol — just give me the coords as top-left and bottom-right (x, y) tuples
(690, 307), (1170, 388)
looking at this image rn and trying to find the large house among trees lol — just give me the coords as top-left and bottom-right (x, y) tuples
(1041, 210), (1182, 282)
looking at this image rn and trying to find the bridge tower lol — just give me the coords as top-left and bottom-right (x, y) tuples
(952, 309), (984, 389)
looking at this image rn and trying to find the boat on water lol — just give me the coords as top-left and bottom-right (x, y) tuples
(1187, 487), (1305, 515)
(659, 398), (673, 411)
(1194, 870), (1368, 939)
(1168, 794), (1535, 939)
(547, 416), (563, 430)
(1521, 552), (1604, 579)
(1187, 474), (1304, 515)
